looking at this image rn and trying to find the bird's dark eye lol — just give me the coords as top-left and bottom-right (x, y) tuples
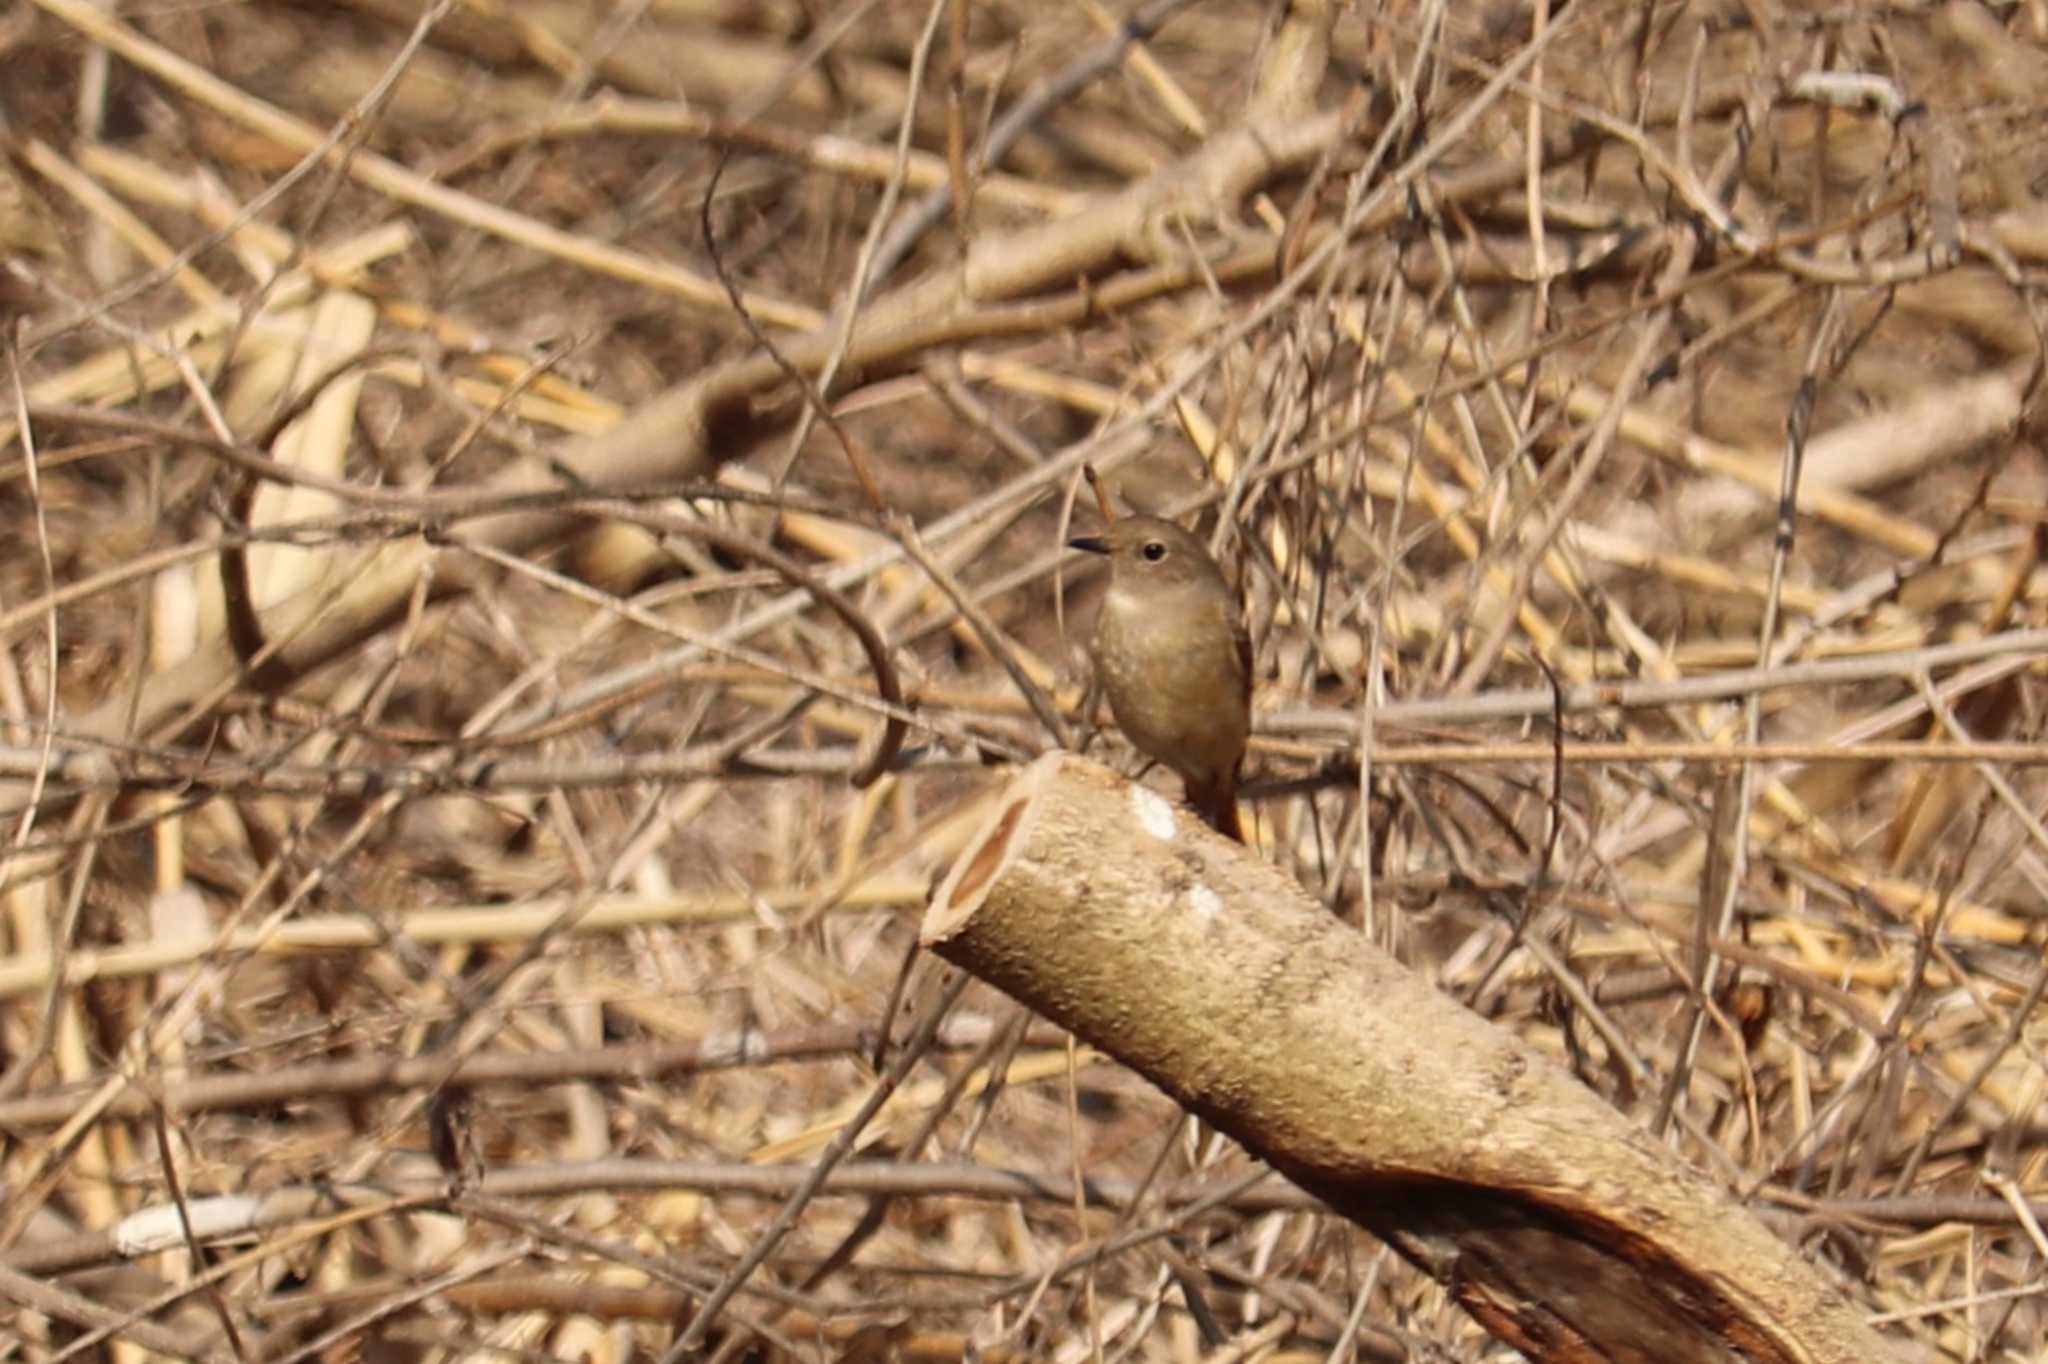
(1141, 540), (1167, 562)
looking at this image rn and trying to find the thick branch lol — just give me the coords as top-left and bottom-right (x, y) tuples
(924, 753), (1898, 1364)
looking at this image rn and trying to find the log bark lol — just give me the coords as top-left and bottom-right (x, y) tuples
(923, 753), (1898, 1364)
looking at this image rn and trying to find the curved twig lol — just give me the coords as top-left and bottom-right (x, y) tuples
(589, 503), (907, 787)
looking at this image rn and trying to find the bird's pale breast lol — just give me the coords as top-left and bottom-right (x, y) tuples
(1091, 581), (1248, 787)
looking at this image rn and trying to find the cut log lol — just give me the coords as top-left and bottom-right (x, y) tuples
(924, 753), (1897, 1364)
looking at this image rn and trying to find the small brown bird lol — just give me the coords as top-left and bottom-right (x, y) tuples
(1071, 516), (1251, 842)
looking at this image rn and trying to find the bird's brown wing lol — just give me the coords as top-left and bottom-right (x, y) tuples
(1233, 610), (1253, 706)
(1213, 601), (1253, 843)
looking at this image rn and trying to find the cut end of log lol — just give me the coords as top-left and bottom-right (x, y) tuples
(922, 753), (1201, 943)
(945, 797), (1027, 916)
(924, 755), (1055, 942)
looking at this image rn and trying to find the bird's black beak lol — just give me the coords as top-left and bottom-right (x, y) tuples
(1069, 536), (1110, 555)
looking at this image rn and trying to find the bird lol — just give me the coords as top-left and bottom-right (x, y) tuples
(1070, 516), (1251, 842)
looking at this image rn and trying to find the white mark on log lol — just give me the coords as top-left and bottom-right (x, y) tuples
(1130, 785), (1177, 840)
(1186, 883), (1224, 922)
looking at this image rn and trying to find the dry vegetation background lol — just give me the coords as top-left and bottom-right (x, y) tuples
(0, 0), (2046, 1359)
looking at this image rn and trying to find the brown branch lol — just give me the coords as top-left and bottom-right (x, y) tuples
(0, 1019), (1037, 1129)
(0, 1262), (223, 1362)
(13, 1151), (2045, 1280)
(0, 1158), (1299, 1276)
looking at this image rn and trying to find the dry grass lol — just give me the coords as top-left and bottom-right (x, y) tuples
(0, 0), (2045, 1360)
